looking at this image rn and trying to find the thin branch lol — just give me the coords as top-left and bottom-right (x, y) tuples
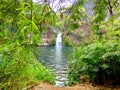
(112, 0), (118, 7)
(51, 0), (55, 9)
(108, 0), (112, 9)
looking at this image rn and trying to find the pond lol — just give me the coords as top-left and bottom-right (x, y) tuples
(39, 46), (73, 87)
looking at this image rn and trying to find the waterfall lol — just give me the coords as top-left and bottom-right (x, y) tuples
(48, 26), (62, 47)
(55, 33), (65, 87)
(56, 33), (62, 47)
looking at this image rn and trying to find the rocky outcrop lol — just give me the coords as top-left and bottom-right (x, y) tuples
(73, 24), (90, 39)
(40, 24), (90, 46)
(40, 27), (56, 46)
(65, 33), (80, 45)
(63, 24), (90, 46)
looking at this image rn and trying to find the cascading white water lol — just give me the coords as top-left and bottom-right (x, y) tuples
(56, 33), (62, 47)
(55, 33), (66, 87)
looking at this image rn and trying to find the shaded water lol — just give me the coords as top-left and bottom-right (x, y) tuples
(39, 46), (72, 87)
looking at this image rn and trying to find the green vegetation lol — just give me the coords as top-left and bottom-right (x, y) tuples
(0, 44), (55, 89)
(49, 37), (56, 46)
(0, 0), (55, 89)
(68, 0), (120, 86)
(1, 0), (120, 89)
(62, 35), (76, 46)
(69, 40), (120, 85)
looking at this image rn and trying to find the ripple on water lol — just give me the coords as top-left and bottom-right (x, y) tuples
(39, 47), (73, 87)
(55, 81), (65, 87)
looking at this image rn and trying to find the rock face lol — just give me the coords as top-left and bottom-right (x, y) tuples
(40, 24), (90, 46)
(64, 24), (90, 45)
(65, 33), (80, 45)
(84, 0), (94, 18)
(40, 27), (56, 46)
(74, 24), (90, 39)
(84, 0), (94, 23)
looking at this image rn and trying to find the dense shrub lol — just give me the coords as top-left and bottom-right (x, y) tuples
(62, 35), (76, 46)
(0, 43), (55, 90)
(49, 37), (56, 46)
(0, 1), (56, 89)
(69, 41), (120, 85)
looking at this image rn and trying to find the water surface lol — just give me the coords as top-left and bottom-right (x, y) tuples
(39, 46), (73, 87)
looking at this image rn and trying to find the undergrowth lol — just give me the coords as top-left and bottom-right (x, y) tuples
(0, 43), (55, 90)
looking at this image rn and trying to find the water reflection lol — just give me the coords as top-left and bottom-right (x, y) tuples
(39, 46), (72, 87)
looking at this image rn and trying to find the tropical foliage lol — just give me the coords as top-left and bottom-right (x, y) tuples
(0, 0), (55, 89)
(1, 0), (120, 89)
(68, 0), (120, 85)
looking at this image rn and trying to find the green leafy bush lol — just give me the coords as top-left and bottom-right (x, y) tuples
(62, 35), (76, 46)
(0, 43), (55, 90)
(0, 1), (56, 89)
(49, 37), (56, 46)
(69, 41), (120, 85)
